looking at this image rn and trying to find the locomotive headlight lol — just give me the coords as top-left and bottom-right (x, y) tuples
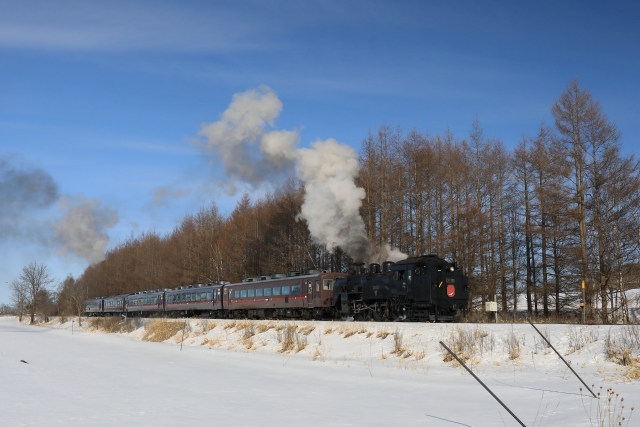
(448, 266), (454, 272)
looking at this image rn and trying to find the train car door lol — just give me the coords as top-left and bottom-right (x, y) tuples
(314, 279), (322, 307)
(306, 280), (314, 308)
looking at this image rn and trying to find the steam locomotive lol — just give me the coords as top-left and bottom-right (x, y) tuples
(84, 255), (469, 322)
(334, 255), (469, 322)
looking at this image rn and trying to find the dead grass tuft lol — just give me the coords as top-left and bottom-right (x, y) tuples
(604, 324), (640, 367)
(201, 320), (216, 333)
(340, 324), (368, 338)
(442, 326), (478, 365)
(376, 329), (391, 339)
(257, 321), (275, 334)
(298, 324), (315, 336)
(414, 349), (426, 361)
(143, 319), (186, 342)
(278, 324), (297, 353)
(223, 320), (237, 330)
(88, 317), (138, 334)
(202, 337), (221, 347)
(295, 333), (308, 352)
(504, 329), (521, 360)
(391, 329), (405, 356)
(311, 345), (324, 361)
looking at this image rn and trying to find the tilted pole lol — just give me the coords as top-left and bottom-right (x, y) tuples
(439, 341), (526, 427)
(526, 318), (596, 398)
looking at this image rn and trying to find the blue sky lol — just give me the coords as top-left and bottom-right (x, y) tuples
(1, 0), (638, 304)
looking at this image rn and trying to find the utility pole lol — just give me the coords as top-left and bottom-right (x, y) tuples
(581, 280), (586, 325)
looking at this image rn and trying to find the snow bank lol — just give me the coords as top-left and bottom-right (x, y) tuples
(2, 316), (638, 426)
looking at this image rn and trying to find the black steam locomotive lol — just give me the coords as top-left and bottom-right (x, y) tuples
(333, 255), (469, 321)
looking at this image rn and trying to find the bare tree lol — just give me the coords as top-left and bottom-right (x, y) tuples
(18, 262), (55, 324)
(10, 280), (27, 322)
(58, 274), (86, 324)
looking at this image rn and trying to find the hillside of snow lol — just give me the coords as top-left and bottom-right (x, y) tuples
(1, 315), (638, 426)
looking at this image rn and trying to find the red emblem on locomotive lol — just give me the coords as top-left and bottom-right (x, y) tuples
(447, 284), (455, 298)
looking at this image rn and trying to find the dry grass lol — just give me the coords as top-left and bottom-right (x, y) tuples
(278, 324), (297, 353)
(311, 345), (324, 361)
(442, 326), (477, 364)
(257, 321), (275, 334)
(391, 329), (405, 356)
(298, 324), (315, 336)
(142, 319), (186, 342)
(581, 386), (635, 427)
(376, 329), (392, 339)
(295, 332), (308, 352)
(504, 329), (521, 360)
(88, 317), (140, 333)
(340, 324), (368, 338)
(604, 324), (640, 367)
(201, 337), (222, 347)
(223, 320), (237, 330)
(324, 324), (335, 335)
(201, 320), (216, 333)
(413, 348), (426, 361)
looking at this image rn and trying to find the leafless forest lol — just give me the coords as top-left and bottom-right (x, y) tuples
(56, 80), (640, 324)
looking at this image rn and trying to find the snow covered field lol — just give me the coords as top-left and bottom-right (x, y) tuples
(1, 316), (638, 427)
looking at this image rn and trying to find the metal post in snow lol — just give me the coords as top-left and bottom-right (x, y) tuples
(180, 319), (187, 351)
(439, 341), (526, 427)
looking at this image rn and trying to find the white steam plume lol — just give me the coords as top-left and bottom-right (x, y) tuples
(197, 85), (298, 188)
(296, 139), (370, 262)
(371, 244), (409, 263)
(52, 195), (118, 263)
(198, 86), (411, 263)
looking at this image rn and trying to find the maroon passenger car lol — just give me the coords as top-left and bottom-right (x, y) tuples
(223, 270), (345, 319)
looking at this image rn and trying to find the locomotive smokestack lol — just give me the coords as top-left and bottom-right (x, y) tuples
(369, 263), (381, 274)
(352, 262), (366, 275)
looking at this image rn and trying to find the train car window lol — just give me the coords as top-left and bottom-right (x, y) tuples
(291, 285), (300, 295)
(196, 293), (202, 302)
(315, 280), (320, 291)
(323, 280), (333, 290)
(186, 294), (192, 302)
(180, 294), (186, 303)
(282, 286), (291, 295)
(393, 270), (405, 281)
(234, 291), (240, 299)
(248, 289), (255, 298)
(256, 289), (263, 297)
(272, 287), (281, 296)
(264, 288), (271, 297)
(240, 289), (247, 298)
(407, 269), (413, 283)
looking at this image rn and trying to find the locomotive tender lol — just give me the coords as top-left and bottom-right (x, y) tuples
(84, 255), (469, 322)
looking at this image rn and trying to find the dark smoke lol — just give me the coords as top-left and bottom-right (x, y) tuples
(0, 156), (58, 237)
